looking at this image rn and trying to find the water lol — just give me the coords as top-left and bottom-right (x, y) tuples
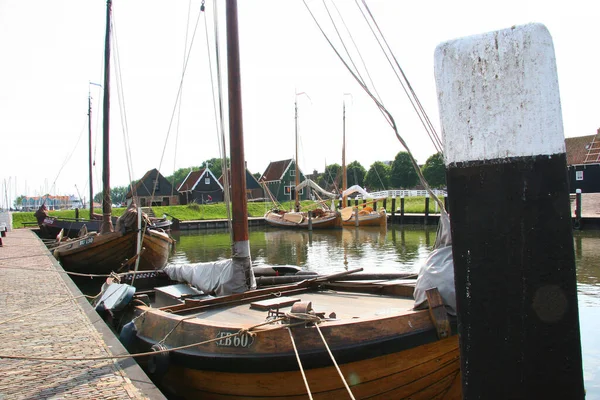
(168, 226), (600, 398)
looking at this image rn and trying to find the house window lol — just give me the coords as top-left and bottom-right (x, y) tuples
(205, 177), (210, 184)
(576, 171), (584, 181)
(284, 186), (291, 194)
(153, 179), (160, 191)
(290, 169), (295, 177)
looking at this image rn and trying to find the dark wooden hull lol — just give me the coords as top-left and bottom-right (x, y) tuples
(264, 211), (342, 229)
(54, 229), (174, 274)
(125, 285), (460, 399)
(40, 217), (106, 239)
(41, 216), (171, 239)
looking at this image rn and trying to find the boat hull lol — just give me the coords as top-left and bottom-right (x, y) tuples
(264, 211), (342, 229)
(126, 289), (460, 400)
(54, 229), (174, 274)
(342, 210), (387, 227)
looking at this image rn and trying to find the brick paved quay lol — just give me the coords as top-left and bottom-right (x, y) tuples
(0, 229), (165, 400)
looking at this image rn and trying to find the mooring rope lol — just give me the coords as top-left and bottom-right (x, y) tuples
(315, 324), (356, 399)
(288, 328), (314, 400)
(0, 316), (303, 362)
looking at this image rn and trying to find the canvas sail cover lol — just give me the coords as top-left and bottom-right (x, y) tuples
(295, 179), (337, 199)
(413, 210), (457, 315)
(341, 185), (374, 199)
(163, 259), (256, 297)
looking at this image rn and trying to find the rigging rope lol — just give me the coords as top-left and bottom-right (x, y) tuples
(171, 0), (194, 199)
(302, 0), (444, 211)
(209, 0), (234, 238)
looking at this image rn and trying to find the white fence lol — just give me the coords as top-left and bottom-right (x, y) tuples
(362, 189), (447, 199)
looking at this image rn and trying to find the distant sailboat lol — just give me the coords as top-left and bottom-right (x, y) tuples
(264, 95), (342, 229)
(53, 0), (174, 275)
(339, 96), (387, 227)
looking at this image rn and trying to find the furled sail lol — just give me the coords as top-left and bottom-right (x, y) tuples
(295, 179), (337, 199)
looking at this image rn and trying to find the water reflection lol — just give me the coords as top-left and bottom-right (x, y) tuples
(574, 230), (600, 306)
(169, 225), (435, 275)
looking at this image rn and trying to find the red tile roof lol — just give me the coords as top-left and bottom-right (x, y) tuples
(178, 169), (206, 192)
(260, 159), (292, 182)
(565, 129), (600, 165)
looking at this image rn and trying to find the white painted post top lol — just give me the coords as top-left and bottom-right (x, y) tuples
(434, 23), (565, 165)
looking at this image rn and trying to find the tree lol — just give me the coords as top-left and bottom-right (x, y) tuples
(323, 163), (342, 191)
(364, 162), (390, 191)
(422, 152), (446, 188)
(346, 161), (366, 187)
(14, 195), (26, 209)
(201, 157), (230, 179)
(390, 151), (418, 189)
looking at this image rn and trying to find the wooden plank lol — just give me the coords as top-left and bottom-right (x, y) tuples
(250, 296), (300, 311)
(426, 288), (451, 340)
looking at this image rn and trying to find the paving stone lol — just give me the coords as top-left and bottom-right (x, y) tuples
(0, 230), (151, 400)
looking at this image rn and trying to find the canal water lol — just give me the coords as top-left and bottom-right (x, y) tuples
(168, 226), (600, 398)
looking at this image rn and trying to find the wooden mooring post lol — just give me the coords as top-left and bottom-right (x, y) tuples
(435, 23), (584, 399)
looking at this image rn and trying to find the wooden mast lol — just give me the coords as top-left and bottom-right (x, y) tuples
(226, 0), (251, 278)
(100, 0), (113, 234)
(88, 91), (94, 219)
(342, 99), (347, 206)
(294, 96), (300, 212)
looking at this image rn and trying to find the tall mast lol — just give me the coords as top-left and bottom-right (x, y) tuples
(342, 99), (347, 206)
(88, 91), (94, 218)
(294, 96), (300, 212)
(100, 0), (113, 234)
(226, 0), (250, 268)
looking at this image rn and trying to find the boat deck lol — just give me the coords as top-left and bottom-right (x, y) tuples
(173, 287), (417, 325)
(0, 229), (164, 399)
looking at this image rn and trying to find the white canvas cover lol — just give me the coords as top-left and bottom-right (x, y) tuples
(413, 210), (456, 315)
(296, 179), (337, 199)
(341, 185), (373, 199)
(163, 259), (256, 297)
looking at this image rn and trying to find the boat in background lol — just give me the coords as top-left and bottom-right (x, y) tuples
(264, 95), (341, 230)
(339, 97), (387, 228)
(53, 0), (174, 275)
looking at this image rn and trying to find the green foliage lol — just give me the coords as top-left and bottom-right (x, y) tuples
(322, 163), (342, 191)
(422, 152), (446, 188)
(346, 160), (366, 187)
(202, 158), (230, 179)
(14, 195), (26, 207)
(364, 162), (390, 191)
(390, 151), (418, 189)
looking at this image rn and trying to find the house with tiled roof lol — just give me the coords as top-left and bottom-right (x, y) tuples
(126, 168), (179, 207)
(259, 159), (309, 203)
(177, 168), (223, 204)
(565, 128), (600, 193)
(219, 167), (263, 201)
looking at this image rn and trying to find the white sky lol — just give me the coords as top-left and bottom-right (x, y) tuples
(0, 0), (598, 207)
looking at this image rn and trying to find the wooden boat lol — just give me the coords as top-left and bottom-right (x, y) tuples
(340, 205), (387, 227)
(94, 2), (460, 399)
(53, 228), (172, 275)
(264, 208), (341, 229)
(340, 97), (387, 228)
(53, 0), (174, 275)
(102, 271), (459, 399)
(263, 94), (341, 230)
